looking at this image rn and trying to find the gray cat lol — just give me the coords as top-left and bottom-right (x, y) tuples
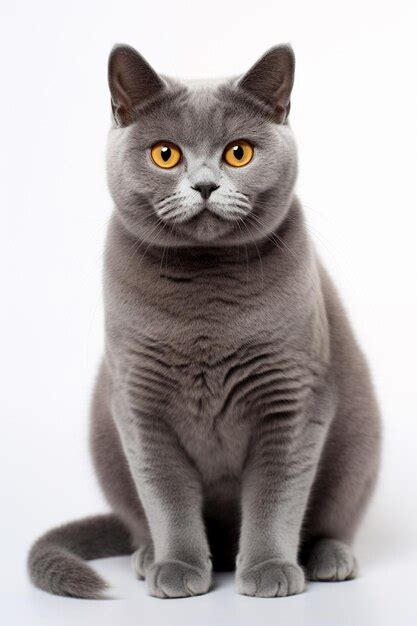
(28, 44), (381, 599)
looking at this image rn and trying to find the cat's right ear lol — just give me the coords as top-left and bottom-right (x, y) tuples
(108, 45), (165, 126)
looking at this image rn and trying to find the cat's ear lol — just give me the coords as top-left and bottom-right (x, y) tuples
(108, 44), (165, 126)
(238, 45), (295, 123)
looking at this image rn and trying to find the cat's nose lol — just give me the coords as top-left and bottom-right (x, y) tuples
(191, 182), (220, 200)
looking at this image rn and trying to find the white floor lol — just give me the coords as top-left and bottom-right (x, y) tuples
(6, 556), (417, 626)
(4, 496), (417, 626)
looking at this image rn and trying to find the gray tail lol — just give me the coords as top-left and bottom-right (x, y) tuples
(28, 514), (133, 599)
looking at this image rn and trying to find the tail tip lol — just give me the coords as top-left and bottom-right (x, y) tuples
(28, 544), (110, 599)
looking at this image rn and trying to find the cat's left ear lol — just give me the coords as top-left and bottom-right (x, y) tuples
(238, 45), (295, 123)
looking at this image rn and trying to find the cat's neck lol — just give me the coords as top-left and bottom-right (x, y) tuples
(110, 197), (306, 272)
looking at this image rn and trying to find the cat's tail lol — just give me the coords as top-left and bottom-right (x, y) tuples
(28, 514), (133, 599)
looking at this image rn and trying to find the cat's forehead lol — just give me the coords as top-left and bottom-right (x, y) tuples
(180, 81), (238, 141)
(132, 77), (273, 149)
(181, 76), (231, 90)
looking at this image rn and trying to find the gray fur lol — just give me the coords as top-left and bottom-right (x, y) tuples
(28, 514), (132, 598)
(28, 44), (381, 599)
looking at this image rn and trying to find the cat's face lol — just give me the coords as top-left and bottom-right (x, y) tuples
(107, 45), (297, 247)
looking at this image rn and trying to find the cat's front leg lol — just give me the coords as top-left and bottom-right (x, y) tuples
(115, 408), (212, 598)
(236, 406), (329, 598)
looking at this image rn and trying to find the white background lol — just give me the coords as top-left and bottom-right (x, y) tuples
(1, 1), (416, 624)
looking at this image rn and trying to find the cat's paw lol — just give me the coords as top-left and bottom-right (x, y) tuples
(236, 559), (305, 598)
(305, 539), (358, 582)
(132, 544), (154, 580)
(146, 560), (212, 598)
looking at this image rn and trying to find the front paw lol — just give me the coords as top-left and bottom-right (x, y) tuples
(236, 559), (305, 598)
(147, 560), (212, 598)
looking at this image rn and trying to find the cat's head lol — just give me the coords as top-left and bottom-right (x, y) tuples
(107, 44), (297, 247)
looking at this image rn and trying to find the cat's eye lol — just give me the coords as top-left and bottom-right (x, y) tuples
(223, 140), (254, 167)
(151, 142), (182, 169)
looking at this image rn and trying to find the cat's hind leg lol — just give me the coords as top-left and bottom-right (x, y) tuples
(304, 538), (358, 582)
(90, 361), (152, 561)
(132, 543), (154, 580)
(301, 392), (380, 582)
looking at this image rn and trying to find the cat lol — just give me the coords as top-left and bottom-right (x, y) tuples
(28, 43), (381, 599)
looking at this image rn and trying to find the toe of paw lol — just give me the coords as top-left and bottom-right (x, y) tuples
(147, 561), (211, 598)
(306, 540), (358, 582)
(237, 560), (305, 598)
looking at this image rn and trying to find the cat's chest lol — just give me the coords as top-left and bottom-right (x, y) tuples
(120, 331), (243, 421)
(107, 260), (322, 479)
(113, 329), (317, 479)
(108, 312), (314, 484)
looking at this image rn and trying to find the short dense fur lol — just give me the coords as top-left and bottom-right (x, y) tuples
(28, 44), (381, 599)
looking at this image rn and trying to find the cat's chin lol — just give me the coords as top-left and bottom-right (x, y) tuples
(176, 210), (236, 244)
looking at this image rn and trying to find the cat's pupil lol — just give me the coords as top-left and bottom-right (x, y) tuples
(233, 145), (244, 160)
(161, 146), (171, 161)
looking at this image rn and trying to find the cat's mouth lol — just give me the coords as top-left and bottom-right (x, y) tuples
(176, 208), (236, 243)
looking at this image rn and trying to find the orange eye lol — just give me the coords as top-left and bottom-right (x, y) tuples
(223, 140), (254, 167)
(151, 142), (182, 169)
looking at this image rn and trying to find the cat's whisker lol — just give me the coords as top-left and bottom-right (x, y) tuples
(157, 196), (186, 215)
(245, 214), (285, 253)
(211, 204), (249, 221)
(251, 213), (296, 258)
(156, 192), (181, 208)
(124, 219), (168, 274)
(238, 216), (265, 290)
(135, 220), (168, 269)
(234, 218), (250, 290)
